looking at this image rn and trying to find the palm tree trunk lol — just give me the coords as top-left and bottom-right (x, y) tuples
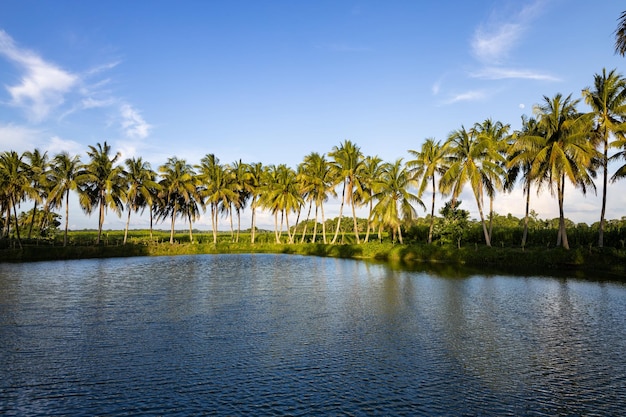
(149, 207), (154, 240)
(229, 205), (234, 242)
(321, 202), (327, 244)
(97, 194), (105, 245)
(123, 208), (131, 245)
(188, 212), (193, 243)
(11, 197), (22, 249)
(212, 203), (218, 244)
(286, 210), (293, 244)
(331, 182), (346, 244)
(300, 200), (312, 243)
(397, 224), (403, 244)
(350, 196), (360, 244)
(236, 209), (241, 243)
(521, 180), (530, 249)
(557, 175), (569, 250)
(251, 198), (257, 244)
(598, 138), (608, 248)
(428, 176), (436, 244)
(3, 204), (10, 238)
(474, 191), (491, 247)
(488, 196), (494, 242)
(365, 196), (373, 243)
(312, 204), (319, 243)
(274, 211), (280, 243)
(63, 191), (70, 247)
(27, 201), (38, 239)
(170, 208), (177, 244)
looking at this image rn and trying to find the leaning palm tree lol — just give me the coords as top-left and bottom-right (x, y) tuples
(0, 151), (32, 248)
(615, 10), (626, 56)
(407, 138), (449, 244)
(158, 157), (198, 244)
(46, 152), (86, 246)
(23, 149), (50, 239)
(531, 93), (598, 250)
(329, 140), (364, 244)
(122, 157), (160, 244)
(582, 68), (626, 247)
(82, 142), (126, 244)
(440, 126), (505, 247)
(371, 159), (424, 244)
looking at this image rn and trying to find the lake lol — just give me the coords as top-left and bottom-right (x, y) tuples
(1, 254), (625, 416)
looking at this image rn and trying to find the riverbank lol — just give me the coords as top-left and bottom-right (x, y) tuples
(1, 241), (624, 279)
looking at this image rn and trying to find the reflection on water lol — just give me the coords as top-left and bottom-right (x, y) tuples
(1, 254), (625, 416)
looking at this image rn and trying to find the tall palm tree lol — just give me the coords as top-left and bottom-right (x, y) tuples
(122, 157), (160, 244)
(329, 140), (363, 244)
(371, 159), (424, 244)
(231, 160), (250, 243)
(472, 119), (511, 240)
(440, 126), (505, 247)
(158, 157), (198, 244)
(297, 152), (335, 243)
(582, 68), (626, 247)
(196, 154), (236, 244)
(245, 162), (265, 244)
(407, 138), (449, 244)
(23, 149), (50, 239)
(615, 10), (626, 56)
(506, 115), (546, 248)
(357, 155), (385, 243)
(82, 142), (126, 244)
(261, 164), (302, 243)
(0, 151), (32, 247)
(531, 93), (598, 250)
(46, 152), (86, 246)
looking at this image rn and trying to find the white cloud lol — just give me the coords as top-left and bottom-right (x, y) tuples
(470, 67), (560, 81)
(444, 90), (486, 104)
(0, 122), (41, 151)
(45, 136), (84, 156)
(471, 0), (547, 64)
(0, 30), (78, 122)
(120, 103), (151, 139)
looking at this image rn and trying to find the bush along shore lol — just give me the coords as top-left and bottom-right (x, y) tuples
(1, 233), (625, 280)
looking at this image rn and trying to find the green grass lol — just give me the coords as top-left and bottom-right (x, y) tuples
(1, 229), (625, 279)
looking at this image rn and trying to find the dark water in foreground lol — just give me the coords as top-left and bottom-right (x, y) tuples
(1, 254), (625, 416)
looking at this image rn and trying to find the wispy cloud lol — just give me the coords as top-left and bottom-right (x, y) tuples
(0, 29), (78, 122)
(471, 67), (560, 81)
(471, 0), (547, 64)
(444, 90), (487, 104)
(0, 122), (41, 151)
(120, 103), (151, 139)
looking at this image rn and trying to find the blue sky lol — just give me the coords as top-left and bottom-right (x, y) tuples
(1, 0), (625, 231)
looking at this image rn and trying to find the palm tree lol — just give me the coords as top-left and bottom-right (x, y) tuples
(615, 10), (626, 56)
(196, 154), (236, 244)
(371, 159), (424, 244)
(472, 119), (511, 240)
(297, 152), (335, 243)
(158, 157), (198, 244)
(23, 149), (50, 239)
(506, 115), (546, 248)
(82, 142), (126, 244)
(231, 160), (250, 243)
(407, 138), (449, 244)
(531, 93), (598, 250)
(0, 151), (32, 247)
(47, 152), (86, 246)
(329, 140), (363, 244)
(356, 155), (385, 243)
(261, 164), (302, 243)
(245, 162), (265, 244)
(440, 126), (505, 247)
(122, 157), (159, 244)
(582, 68), (626, 247)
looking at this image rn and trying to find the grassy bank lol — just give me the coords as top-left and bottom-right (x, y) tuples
(1, 237), (625, 278)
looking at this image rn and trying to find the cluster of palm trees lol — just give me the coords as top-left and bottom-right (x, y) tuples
(2, 68), (626, 250)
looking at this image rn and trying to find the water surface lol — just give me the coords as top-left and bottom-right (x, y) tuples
(1, 254), (625, 415)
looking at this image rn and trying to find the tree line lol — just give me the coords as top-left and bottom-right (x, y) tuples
(2, 68), (626, 250)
